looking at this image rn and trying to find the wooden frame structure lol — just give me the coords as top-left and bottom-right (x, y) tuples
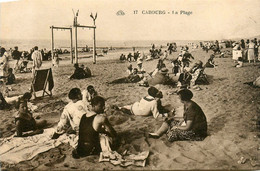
(50, 26), (73, 63)
(50, 10), (97, 64)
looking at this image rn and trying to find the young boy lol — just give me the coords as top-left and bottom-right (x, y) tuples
(73, 96), (118, 158)
(52, 88), (88, 139)
(15, 92), (47, 137)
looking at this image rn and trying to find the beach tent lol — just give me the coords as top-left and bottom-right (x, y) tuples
(31, 68), (54, 97)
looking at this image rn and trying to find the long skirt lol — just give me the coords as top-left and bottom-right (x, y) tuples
(166, 120), (204, 142)
(248, 49), (255, 61)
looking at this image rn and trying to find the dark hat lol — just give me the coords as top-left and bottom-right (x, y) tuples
(148, 86), (160, 98)
(177, 89), (193, 101)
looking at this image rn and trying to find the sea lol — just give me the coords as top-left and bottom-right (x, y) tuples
(0, 39), (201, 51)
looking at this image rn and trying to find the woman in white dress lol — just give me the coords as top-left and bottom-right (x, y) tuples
(248, 40), (255, 63)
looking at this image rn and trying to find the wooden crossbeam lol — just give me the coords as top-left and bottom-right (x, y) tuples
(50, 26), (72, 30)
(75, 25), (96, 29)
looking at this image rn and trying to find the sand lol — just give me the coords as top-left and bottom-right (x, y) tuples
(1, 47), (259, 170)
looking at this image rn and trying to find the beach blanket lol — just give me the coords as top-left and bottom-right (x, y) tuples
(99, 134), (149, 167)
(0, 128), (77, 164)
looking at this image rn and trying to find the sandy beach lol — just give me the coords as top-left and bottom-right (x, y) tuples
(0, 46), (259, 170)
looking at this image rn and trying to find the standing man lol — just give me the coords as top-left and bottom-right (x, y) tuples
(31, 46), (43, 76)
(12, 46), (21, 72)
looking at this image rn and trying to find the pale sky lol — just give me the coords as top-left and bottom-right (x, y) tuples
(0, 0), (259, 41)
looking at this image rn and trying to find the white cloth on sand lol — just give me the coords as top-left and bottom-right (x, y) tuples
(99, 134), (149, 167)
(0, 128), (78, 164)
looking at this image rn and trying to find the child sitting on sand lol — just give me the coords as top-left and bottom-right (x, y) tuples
(15, 92), (47, 137)
(82, 85), (98, 106)
(72, 96), (118, 158)
(129, 86), (169, 118)
(51, 88), (88, 139)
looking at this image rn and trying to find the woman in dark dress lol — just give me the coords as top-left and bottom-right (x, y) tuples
(149, 89), (207, 142)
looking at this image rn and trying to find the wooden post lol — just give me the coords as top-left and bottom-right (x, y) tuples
(74, 17), (78, 64)
(51, 26), (54, 63)
(70, 28), (73, 64)
(93, 20), (96, 64)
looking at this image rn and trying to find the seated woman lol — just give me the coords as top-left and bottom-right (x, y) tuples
(51, 88), (88, 139)
(70, 64), (90, 79)
(130, 86), (169, 119)
(205, 54), (216, 68)
(149, 89), (207, 142)
(177, 69), (192, 89)
(15, 92), (47, 137)
(137, 60), (145, 74)
(171, 59), (181, 76)
(81, 64), (92, 78)
(126, 64), (133, 75)
(189, 61), (207, 90)
(72, 96), (118, 158)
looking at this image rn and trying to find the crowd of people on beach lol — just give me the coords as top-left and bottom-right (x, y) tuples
(232, 38), (259, 68)
(0, 38), (259, 162)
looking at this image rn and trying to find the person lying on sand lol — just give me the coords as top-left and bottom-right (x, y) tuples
(108, 68), (142, 84)
(72, 96), (118, 158)
(51, 88), (88, 139)
(139, 67), (175, 87)
(149, 89), (207, 142)
(15, 92), (47, 137)
(129, 86), (169, 118)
